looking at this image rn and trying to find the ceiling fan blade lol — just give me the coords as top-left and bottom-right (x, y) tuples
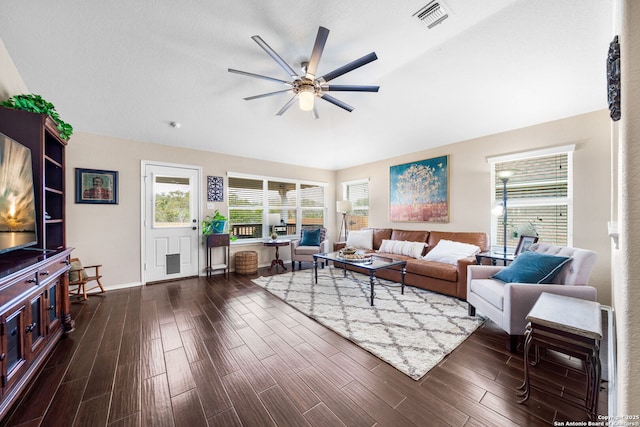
(244, 89), (292, 101)
(251, 35), (299, 78)
(305, 26), (330, 79)
(318, 52), (378, 83)
(324, 85), (379, 92)
(320, 94), (354, 112)
(228, 68), (292, 85)
(276, 96), (298, 116)
(312, 105), (319, 119)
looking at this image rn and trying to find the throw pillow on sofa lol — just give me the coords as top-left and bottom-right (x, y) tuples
(346, 229), (373, 250)
(423, 239), (481, 265)
(491, 251), (571, 284)
(378, 239), (426, 259)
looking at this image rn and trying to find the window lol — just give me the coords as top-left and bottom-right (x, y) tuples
(228, 173), (327, 241)
(342, 179), (369, 230)
(228, 176), (263, 239)
(488, 145), (574, 249)
(153, 176), (191, 227)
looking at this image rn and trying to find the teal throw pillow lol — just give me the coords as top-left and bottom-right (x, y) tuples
(300, 228), (321, 246)
(492, 251), (571, 284)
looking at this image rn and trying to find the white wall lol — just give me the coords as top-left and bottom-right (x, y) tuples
(337, 110), (613, 305)
(65, 132), (336, 287)
(0, 38), (28, 100)
(614, 0), (640, 416)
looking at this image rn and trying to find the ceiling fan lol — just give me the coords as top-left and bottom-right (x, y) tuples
(228, 26), (379, 119)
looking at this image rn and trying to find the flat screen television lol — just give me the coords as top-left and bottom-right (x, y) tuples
(0, 132), (38, 254)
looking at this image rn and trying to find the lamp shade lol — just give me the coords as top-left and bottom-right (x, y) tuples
(496, 169), (518, 180)
(268, 213), (281, 226)
(336, 200), (352, 213)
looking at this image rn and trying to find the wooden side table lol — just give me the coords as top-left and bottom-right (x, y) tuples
(206, 233), (230, 277)
(517, 292), (602, 420)
(264, 240), (290, 272)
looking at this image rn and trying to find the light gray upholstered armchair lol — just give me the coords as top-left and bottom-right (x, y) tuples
(290, 227), (329, 270)
(467, 243), (598, 352)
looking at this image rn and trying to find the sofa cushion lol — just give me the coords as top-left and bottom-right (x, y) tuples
(378, 239), (426, 259)
(491, 251), (571, 284)
(407, 259), (457, 282)
(346, 229), (373, 250)
(470, 279), (504, 310)
(368, 228), (392, 250)
(390, 229), (429, 244)
(428, 231), (490, 252)
(423, 239), (481, 265)
(295, 245), (323, 255)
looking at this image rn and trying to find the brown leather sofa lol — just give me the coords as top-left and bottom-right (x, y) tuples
(336, 228), (490, 300)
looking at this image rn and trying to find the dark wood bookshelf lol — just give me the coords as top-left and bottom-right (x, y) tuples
(0, 107), (72, 420)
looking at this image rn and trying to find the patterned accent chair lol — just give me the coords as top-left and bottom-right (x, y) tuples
(290, 227), (329, 270)
(467, 243), (598, 352)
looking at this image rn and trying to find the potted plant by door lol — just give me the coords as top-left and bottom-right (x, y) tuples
(202, 210), (228, 235)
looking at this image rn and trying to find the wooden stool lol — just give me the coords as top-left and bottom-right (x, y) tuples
(235, 251), (258, 275)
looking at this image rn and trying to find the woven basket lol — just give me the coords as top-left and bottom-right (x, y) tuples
(235, 251), (258, 275)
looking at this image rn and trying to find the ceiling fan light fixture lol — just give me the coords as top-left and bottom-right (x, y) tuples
(298, 87), (315, 111)
(229, 26), (379, 117)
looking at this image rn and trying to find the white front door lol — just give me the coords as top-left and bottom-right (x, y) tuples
(143, 162), (201, 283)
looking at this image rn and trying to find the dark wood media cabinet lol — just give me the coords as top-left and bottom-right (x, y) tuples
(0, 107), (73, 420)
(0, 248), (73, 419)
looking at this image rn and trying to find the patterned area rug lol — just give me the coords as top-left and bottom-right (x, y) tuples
(252, 267), (485, 380)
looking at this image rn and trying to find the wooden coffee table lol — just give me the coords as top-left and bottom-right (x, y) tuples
(312, 251), (406, 306)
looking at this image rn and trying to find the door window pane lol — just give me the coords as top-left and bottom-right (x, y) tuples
(154, 176), (191, 227)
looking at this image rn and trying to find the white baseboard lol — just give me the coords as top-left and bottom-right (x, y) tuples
(87, 281), (142, 294)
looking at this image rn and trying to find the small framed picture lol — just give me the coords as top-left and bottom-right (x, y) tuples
(515, 235), (539, 256)
(75, 168), (119, 204)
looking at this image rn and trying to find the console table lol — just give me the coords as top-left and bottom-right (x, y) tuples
(206, 234), (230, 277)
(517, 292), (602, 420)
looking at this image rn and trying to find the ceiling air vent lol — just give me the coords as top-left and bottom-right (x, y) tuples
(414, 1), (449, 29)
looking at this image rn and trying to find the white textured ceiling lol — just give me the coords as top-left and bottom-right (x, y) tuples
(0, 0), (613, 170)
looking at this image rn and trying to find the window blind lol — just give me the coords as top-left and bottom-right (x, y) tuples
(492, 151), (571, 248)
(300, 184), (324, 228)
(228, 177), (264, 239)
(228, 174), (327, 240)
(344, 180), (369, 230)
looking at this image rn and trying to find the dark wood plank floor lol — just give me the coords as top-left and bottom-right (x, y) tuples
(1, 267), (607, 426)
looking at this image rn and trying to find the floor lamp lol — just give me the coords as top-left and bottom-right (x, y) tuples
(336, 200), (352, 242)
(496, 170), (517, 255)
